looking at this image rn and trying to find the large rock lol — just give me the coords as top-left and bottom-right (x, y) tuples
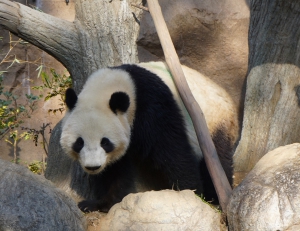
(228, 143), (300, 231)
(0, 159), (86, 231)
(98, 190), (226, 231)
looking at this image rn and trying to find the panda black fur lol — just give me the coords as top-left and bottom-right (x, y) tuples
(60, 62), (239, 212)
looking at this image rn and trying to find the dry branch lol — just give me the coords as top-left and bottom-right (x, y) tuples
(147, 0), (232, 211)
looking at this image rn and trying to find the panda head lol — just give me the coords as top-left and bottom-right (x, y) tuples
(60, 68), (136, 175)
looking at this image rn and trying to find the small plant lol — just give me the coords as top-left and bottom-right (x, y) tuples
(1, 31), (72, 169)
(33, 69), (72, 114)
(0, 76), (41, 163)
(197, 193), (222, 213)
(0, 68), (71, 167)
(0, 32), (59, 169)
(22, 123), (52, 172)
(28, 161), (45, 175)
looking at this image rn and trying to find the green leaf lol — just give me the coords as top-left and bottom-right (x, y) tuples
(41, 72), (51, 88)
(19, 105), (26, 112)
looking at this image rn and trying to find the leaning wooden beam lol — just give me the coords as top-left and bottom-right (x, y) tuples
(147, 0), (232, 211)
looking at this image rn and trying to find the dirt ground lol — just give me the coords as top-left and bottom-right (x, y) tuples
(85, 212), (106, 231)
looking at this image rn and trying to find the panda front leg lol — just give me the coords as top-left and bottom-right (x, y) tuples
(168, 161), (204, 196)
(78, 155), (136, 213)
(78, 199), (110, 213)
(78, 182), (130, 213)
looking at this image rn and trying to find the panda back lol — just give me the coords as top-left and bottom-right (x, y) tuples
(138, 62), (239, 158)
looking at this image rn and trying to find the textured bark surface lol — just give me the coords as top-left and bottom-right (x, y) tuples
(72, 0), (142, 92)
(233, 0), (300, 177)
(0, 159), (86, 231)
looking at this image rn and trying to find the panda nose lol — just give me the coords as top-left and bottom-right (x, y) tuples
(85, 166), (101, 171)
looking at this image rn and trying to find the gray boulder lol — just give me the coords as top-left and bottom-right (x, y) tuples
(228, 143), (300, 231)
(0, 159), (86, 231)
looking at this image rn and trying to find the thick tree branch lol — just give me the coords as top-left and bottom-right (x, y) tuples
(0, 0), (19, 33)
(0, 0), (79, 69)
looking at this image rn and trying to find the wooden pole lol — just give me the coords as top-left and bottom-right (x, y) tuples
(147, 0), (232, 211)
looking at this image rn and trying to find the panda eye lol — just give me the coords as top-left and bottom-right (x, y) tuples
(101, 137), (114, 153)
(101, 138), (109, 146)
(72, 137), (84, 153)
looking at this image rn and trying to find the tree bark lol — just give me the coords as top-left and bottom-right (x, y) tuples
(0, 0), (143, 199)
(234, 0), (300, 179)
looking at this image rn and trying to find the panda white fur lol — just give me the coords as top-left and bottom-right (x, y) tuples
(60, 61), (239, 212)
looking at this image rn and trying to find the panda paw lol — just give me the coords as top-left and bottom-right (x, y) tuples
(78, 200), (99, 213)
(78, 200), (110, 213)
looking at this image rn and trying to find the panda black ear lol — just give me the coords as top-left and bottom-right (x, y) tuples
(109, 92), (130, 114)
(65, 88), (78, 110)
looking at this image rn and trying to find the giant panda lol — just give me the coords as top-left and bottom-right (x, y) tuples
(60, 61), (239, 213)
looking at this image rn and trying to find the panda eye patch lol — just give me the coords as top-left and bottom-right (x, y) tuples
(101, 137), (114, 153)
(72, 137), (84, 153)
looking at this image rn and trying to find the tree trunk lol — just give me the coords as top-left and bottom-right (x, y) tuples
(0, 0), (143, 199)
(234, 0), (300, 181)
